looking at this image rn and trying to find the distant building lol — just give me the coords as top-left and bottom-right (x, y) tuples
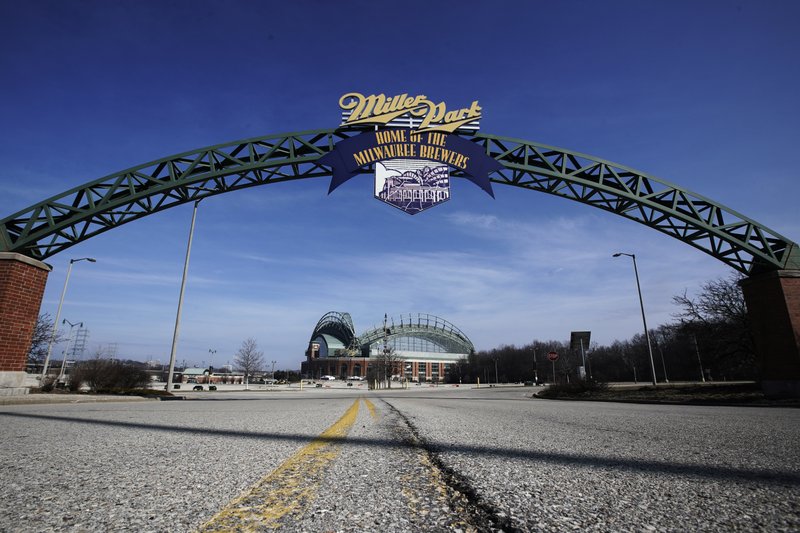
(181, 367), (207, 383)
(302, 312), (474, 383)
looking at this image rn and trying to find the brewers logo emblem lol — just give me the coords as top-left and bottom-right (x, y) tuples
(317, 92), (501, 214)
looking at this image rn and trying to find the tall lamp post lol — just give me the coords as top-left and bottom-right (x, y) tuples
(693, 334), (706, 383)
(57, 319), (82, 383)
(613, 252), (658, 386)
(208, 349), (216, 384)
(382, 314), (389, 389)
(166, 200), (201, 393)
(41, 257), (96, 379)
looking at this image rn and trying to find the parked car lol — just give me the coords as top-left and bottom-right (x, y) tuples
(193, 385), (203, 391)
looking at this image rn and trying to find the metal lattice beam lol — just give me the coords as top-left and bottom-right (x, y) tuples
(471, 134), (799, 274)
(358, 313), (475, 355)
(1, 127), (796, 274)
(310, 311), (358, 348)
(0, 129), (359, 261)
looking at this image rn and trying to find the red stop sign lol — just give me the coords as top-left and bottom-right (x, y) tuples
(547, 351), (559, 362)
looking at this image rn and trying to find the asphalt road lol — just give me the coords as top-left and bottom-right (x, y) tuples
(1, 386), (798, 532)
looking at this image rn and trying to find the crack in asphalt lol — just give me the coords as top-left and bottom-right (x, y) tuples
(381, 398), (522, 533)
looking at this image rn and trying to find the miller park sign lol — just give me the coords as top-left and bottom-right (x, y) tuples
(317, 92), (502, 214)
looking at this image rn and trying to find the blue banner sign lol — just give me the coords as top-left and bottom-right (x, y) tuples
(318, 130), (501, 199)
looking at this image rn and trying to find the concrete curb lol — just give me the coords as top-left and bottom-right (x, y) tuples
(0, 394), (155, 406)
(531, 394), (800, 408)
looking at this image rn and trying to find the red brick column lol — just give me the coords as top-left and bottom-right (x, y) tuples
(740, 270), (800, 397)
(0, 253), (51, 387)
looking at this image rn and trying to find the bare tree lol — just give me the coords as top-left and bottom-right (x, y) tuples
(27, 313), (65, 368)
(672, 272), (755, 379)
(616, 339), (642, 383)
(92, 345), (109, 359)
(234, 338), (264, 382)
(672, 273), (748, 327)
(373, 344), (403, 389)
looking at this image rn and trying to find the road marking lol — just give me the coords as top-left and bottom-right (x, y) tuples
(362, 398), (379, 420)
(197, 398), (361, 532)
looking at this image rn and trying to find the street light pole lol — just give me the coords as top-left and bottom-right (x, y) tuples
(166, 200), (200, 393)
(382, 314), (389, 389)
(271, 360), (277, 382)
(656, 343), (669, 383)
(57, 320), (82, 383)
(613, 252), (658, 386)
(208, 348), (216, 384)
(41, 257), (96, 379)
(693, 334), (706, 383)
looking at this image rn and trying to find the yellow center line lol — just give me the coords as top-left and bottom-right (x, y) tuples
(197, 398), (361, 532)
(362, 398), (379, 420)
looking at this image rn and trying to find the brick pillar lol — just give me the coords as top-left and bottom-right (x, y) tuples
(0, 253), (51, 388)
(740, 270), (800, 397)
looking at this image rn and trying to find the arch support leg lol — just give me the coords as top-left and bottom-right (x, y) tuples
(740, 270), (800, 397)
(0, 253), (50, 391)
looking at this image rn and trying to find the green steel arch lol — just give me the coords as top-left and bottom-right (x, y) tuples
(358, 313), (475, 355)
(1, 127), (797, 274)
(310, 311), (357, 350)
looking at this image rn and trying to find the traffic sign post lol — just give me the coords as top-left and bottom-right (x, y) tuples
(547, 351), (558, 383)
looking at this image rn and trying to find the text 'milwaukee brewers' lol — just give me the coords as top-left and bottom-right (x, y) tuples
(318, 91), (501, 215)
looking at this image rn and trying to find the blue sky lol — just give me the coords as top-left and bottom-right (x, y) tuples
(2, 1), (798, 370)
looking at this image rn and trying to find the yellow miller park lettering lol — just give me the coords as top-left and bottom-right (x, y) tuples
(340, 92), (481, 133)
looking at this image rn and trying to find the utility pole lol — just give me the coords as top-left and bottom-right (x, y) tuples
(693, 334), (706, 383)
(42, 257), (96, 379)
(613, 253), (657, 386)
(166, 200), (200, 394)
(382, 314), (389, 389)
(208, 349), (216, 384)
(656, 342), (669, 383)
(58, 320), (82, 383)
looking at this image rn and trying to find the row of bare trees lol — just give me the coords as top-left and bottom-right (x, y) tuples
(453, 273), (757, 384)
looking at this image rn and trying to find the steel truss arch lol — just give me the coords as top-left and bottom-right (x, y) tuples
(473, 134), (799, 275)
(310, 311), (357, 349)
(358, 313), (475, 355)
(0, 128), (361, 261)
(1, 127), (797, 274)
